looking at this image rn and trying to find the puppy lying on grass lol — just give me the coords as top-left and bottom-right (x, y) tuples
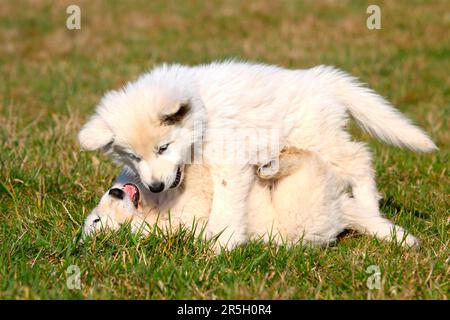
(83, 148), (418, 248)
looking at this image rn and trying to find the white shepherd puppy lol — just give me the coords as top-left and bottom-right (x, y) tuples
(79, 60), (436, 249)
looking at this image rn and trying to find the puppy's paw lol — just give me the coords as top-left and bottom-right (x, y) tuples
(401, 233), (420, 248)
(389, 227), (420, 248)
(256, 159), (280, 180)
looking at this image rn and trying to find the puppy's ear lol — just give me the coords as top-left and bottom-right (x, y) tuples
(160, 102), (191, 125)
(78, 115), (114, 150)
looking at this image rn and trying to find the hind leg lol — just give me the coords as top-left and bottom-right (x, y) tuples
(342, 194), (419, 247)
(333, 142), (419, 247)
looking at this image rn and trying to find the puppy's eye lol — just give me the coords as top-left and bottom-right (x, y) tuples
(93, 218), (100, 223)
(157, 143), (170, 155)
(128, 153), (141, 162)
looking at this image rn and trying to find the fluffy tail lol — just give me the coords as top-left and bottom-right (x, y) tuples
(309, 66), (437, 152)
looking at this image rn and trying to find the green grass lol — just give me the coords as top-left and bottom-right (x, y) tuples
(0, 0), (448, 299)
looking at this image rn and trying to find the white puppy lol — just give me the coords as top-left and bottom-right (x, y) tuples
(84, 148), (418, 248)
(79, 60), (435, 249)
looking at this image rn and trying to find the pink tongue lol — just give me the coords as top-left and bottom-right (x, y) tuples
(123, 184), (137, 200)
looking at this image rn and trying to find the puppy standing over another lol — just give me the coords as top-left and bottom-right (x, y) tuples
(84, 148), (415, 248)
(79, 61), (436, 249)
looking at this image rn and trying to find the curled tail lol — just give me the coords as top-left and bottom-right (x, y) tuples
(309, 66), (437, 152)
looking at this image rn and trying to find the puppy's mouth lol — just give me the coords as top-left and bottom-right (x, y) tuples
(123, 183), (140, 208)
(170, 166), (182, 189)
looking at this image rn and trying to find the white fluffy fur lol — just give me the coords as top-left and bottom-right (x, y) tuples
(79, 60), (435, 249)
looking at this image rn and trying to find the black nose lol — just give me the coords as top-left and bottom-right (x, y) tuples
(148, 182), (164, 193)
(109, 188), (124, 199)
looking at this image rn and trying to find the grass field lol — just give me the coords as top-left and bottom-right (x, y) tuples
(0, 0), (448, 299)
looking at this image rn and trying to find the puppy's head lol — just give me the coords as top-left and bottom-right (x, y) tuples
(78, 77), (205, 193)
(83, 183), (140, 236)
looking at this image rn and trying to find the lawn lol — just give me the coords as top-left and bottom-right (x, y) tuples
(0, 0), (448, 299)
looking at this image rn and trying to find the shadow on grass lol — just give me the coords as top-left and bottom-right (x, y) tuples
(379, 196), (429, 220)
